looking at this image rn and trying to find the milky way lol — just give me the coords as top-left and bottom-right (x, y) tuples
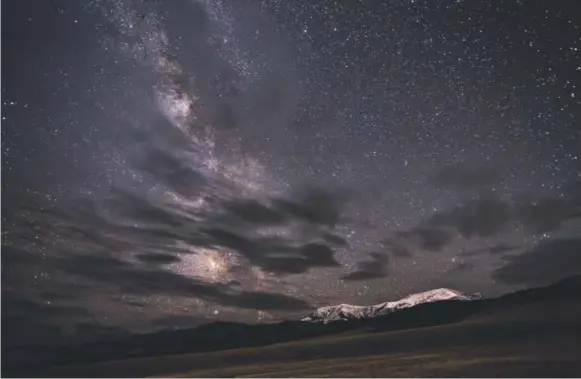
(2, 0), (581, 346)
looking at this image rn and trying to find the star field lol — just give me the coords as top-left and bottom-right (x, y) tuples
(2, 0), (581, 346)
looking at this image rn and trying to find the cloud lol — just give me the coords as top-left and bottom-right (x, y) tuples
(77, 146), (349, 277)
(493, 238), (581, 287)
(380, 240), (412, 258)
(6, 194), (321, 332)
(425, 197), (511, 238)
(488, 243), (517, 255)
(271, 186), (349, 228)
(1, 245), (37, 266)
(217, 186), (351, 230)
(342, 252), (389, 281)
(514, 196), (574, 234)
(428, 165), (501, 191)
(135, 252), (182, 265)
(382, 197), (515, 253)
(1, 294), (100, 347)
(423, 193), (581, 240)
(464, 243), (517, 257)
(222, 198), (288, 225)
(52, 252), (311, 311)
(273, 243), (340, 274)
(321, 232), (349, 247)
(563, 180), (581, 205)
(394, 227), (453, 252)
(2, 295), (94, 321)
(133, 147), (207, 199)
(449, 261), (475, 272)
(2, 317), (70, 348)
(380, 188), (580, 254)
(222, 289), (312, 310)
(28, 179), (346, 277)
(202, 228), (341, 274)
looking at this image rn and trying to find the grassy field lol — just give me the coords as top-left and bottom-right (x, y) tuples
(41, 298), (581, 377)
(165, 351), (579, 378)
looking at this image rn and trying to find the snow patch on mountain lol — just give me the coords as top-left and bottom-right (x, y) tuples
(302, 288), (480, 323)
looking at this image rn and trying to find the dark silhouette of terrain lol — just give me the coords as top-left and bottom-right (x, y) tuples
(3, 275), (581, 377)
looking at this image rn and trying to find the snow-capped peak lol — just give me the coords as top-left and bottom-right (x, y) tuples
(301, 288), (479, 323)
(392, 288), (472, 307)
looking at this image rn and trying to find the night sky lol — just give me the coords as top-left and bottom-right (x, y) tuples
(2, 0), (581, 347)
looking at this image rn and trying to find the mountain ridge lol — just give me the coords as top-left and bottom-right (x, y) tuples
(4, 275), (580, 377)
(302, 288), (481, 323)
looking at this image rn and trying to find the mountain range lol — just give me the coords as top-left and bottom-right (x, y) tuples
(4, 275), (581, 377)
(301, 288), (481, 323)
